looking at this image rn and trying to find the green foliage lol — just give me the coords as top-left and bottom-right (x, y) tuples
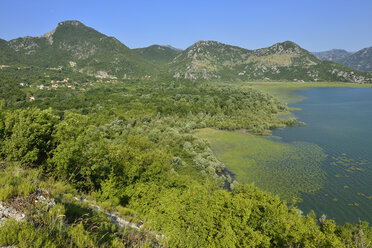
(0, 105), (371, 247)
(0, 69), (371, 247)
(0, 72), (26, 107)
(0, 108), (58, 165)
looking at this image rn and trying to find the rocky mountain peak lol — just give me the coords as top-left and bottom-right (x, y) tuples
(193, 40), (223, 47)
(57, 20), (85, 27)
(256, 41), (304, 56)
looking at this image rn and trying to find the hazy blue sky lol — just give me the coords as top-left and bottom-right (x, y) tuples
(0, 0), (371, 52)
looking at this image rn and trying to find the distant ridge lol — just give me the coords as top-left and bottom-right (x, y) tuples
(313, 47), (372, 72)
(133, 45), (182, 65)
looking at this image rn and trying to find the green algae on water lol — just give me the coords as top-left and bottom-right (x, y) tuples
(330, 154), (368, 174)
(196, 128), (327, 202)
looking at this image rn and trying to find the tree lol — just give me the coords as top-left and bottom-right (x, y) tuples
(1, 108), (59, 165)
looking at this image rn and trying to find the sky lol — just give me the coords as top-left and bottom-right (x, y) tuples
(0, 0), (371, 52)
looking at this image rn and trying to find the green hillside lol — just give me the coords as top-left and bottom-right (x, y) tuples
(0, 20), (159, 79)
(133, 44), (182, 65)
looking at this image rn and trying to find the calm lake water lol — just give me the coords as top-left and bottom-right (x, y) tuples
(272, 87), (372, 224)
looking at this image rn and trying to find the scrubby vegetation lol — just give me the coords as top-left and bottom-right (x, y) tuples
(0, 73), (371, 247)
(0, 163), (159, 247)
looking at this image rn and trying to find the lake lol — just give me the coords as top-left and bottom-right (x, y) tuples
(273, 87), (372, 224)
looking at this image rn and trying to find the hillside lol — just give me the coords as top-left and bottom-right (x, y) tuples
(169, 40), (372, 83)
(314, 47), (372, 72)
(133, 44), (182, 65)
(0, 20), (159, 79)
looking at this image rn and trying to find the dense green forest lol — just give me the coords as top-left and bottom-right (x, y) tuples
(1, 70), (372, 247)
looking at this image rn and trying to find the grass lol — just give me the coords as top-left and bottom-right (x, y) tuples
(0, 162), (159, 247)
(0, 162), (38, 201)
(195, 128), (327, 201)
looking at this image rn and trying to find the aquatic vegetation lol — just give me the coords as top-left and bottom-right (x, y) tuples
(196, 128), (327, 201)
(257, 86), (372, 224)
(330, 154), (368, 173)
(356, 192), (372, 200)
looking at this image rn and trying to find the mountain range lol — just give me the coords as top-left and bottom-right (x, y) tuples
(1, 20), (371, 83)
(313, 47), (372, 72)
